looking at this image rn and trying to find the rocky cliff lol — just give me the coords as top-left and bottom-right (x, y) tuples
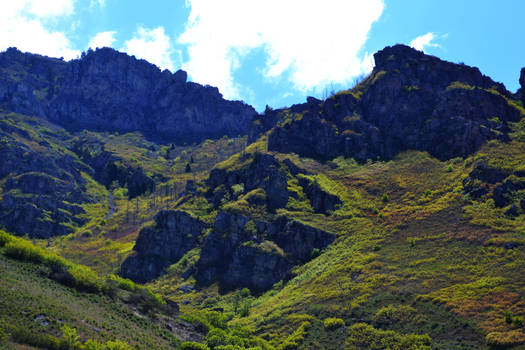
(251, 45), (524, 162)
(196, 211), (334, 292)
(0, 113), (90, 238)
(120, 210), (205, 283)
(0, 47), (257, 143)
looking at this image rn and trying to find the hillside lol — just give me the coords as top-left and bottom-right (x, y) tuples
(0, 44), (525, 349)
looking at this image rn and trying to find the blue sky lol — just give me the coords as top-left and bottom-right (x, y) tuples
(1, 1), (524, 112)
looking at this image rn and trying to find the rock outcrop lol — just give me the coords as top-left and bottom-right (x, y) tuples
(463, 160), (525, 208)
(519, 68), (525, 105)
(207, 153), (289, 210)
(298, 175), (341, 214)
(0, 47), (257, 144)
(0, 116), (89, 238)
(251, 45), (523, 162)
(196, 211), (335, 292)
(120, 210), (204, 283)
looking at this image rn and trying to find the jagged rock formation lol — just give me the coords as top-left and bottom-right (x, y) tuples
(0, 47), (257, 143)
(463, 161), (525, 209)
(519, 68), (525, 105)
(0, 116), (89, 238)
(251, 45), (523, 162)
(207, 153), (289, 210)
(72, 139), (156, 198)
(196, 211), (335, 292)
(298, 175), (341, 214)
(120, 210), (205, 283)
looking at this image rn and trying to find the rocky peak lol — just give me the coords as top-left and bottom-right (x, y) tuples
(260, 44), (524, 162)
(373, 44), (506, 94)
(0, 47), (257, 144)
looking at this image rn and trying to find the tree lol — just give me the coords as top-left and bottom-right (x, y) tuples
(185, 163), (192, 173)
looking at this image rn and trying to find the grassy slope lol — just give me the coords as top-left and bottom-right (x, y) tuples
(2, 95), (525, 348)
(0, 239), (205, 349)
(142, 139), (525, 349)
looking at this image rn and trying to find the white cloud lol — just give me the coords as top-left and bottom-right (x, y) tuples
(178, 0), (384, 99)
(410, 32), (440, 52)
(0, 0), (79, 60)
(122, 26), (176, 72)
(88, 31), (117, 49)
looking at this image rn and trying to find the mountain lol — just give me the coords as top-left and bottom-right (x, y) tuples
(251, 45), (523, 162)
(0, 47), (256, 143)
(1, 45), (525, 349)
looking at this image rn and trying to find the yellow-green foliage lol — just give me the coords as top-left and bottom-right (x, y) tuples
(446, 81), (475, 91)
(278, 321), (310, 350)
(485, 330), (525, 347)
(1, 232), (163, 305)
(0, 230), (13, 246)
(323, 317), (344, 330)
(373, 304), (418, 324)
(345, 323), (431, 350)
(182, 341), (210, 350)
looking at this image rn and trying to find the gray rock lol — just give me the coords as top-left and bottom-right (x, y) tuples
(195, 211), (334, 292)
(0, 47), (257, 144)
(120, 210), (204, 283)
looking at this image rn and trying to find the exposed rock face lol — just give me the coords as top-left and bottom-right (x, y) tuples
(0, 117), (89, 238)
(252, 45), (523, 162)
(196, 211), (335, 292)
(298, 176), (341, 214)
(207, 153), (289, 210)
(0, 47), (257, 144)
(120, 210), (204, 283)
(463, 161), (525, 208)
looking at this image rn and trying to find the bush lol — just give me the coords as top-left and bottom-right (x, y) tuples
(0, 230), (13, 246)
(381, 194), (390, 203)
(486, 331), (525, 347)
(4, 239), (46, 263)
(505, 310), (514, 324)
(323, 317), (345, 330)
(181, 341), (210, 350)
(11, 326), (61, 350)
(374, 305), (417, 325)
(240, 288), (251, 298)
(104, 340), (134, 350)
(345, 323), (431, 350)
(239, 300), (251, 317)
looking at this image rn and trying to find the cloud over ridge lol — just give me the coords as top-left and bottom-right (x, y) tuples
(179, 0), (384, 99)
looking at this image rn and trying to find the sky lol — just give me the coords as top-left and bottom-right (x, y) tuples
(1, 0), (524, 112)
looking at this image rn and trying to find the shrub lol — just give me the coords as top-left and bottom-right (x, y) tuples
(4, 239), (46, 263)
(345, 323), (431, 350)
(206, 328), (227, 348)
(323, 317), (345, 330)
(513, 316), (523, 328)
(61, 325), (80, 349)
(505, 310), (514, 324)
(240, 300), (251, 317)
(381, 194), (390, 203)
(181, 341), (210, 350)
(486, 331), (525, 347)
(11, 326), (61, 350)
(374, 305), (417, 324)
(0, 230), (13, 246)
(240, 288), (251, 298)
(104, 340), (134, 350)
